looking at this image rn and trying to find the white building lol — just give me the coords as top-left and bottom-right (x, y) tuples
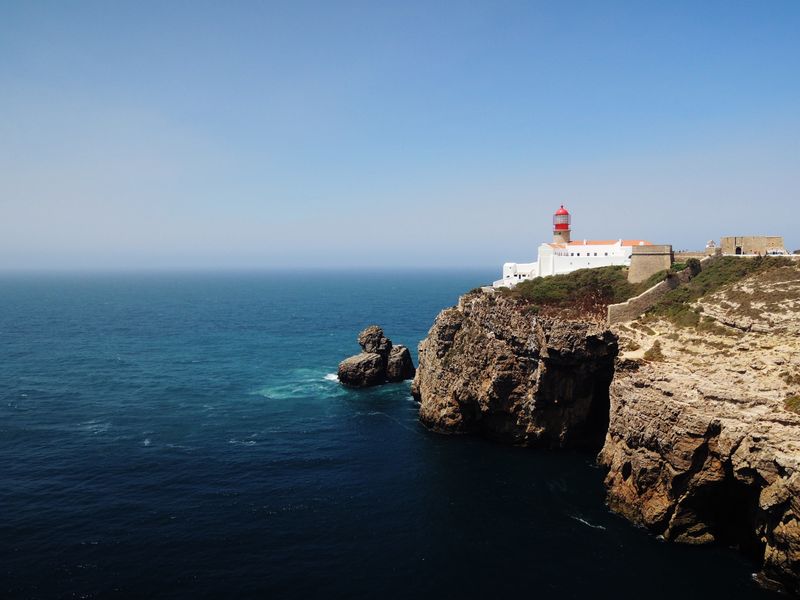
(493, 205), (654, 287)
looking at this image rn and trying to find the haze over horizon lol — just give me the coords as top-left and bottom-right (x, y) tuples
(2, 1), (799, 271)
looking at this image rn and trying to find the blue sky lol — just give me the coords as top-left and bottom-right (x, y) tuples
(1, 0), (798, 269)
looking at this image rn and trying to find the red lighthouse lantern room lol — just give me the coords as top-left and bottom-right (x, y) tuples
(552, 205), (572, 244)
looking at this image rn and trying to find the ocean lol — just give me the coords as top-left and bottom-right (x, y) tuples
(0, 271), (778, 599)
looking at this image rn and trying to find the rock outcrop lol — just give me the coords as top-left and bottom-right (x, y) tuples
(413, 262), (800, 593)
(358, 325), (392, 355)
(338, 326), (416, 388)
(412, 292), (618, 448)
(602, 263), (800, 594)
(387, 345), (415, 382)
(338, 352), (386, 387)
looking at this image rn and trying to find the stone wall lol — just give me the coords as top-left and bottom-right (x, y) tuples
(608, 255), (718, 325)
(628, 244), (673, 283)
(721, 236), (785, 255)
(674, 251), (709, 260)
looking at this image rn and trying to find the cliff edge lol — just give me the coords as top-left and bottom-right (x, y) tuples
(414, 259), (800, 594)
(601, 261), (800, 593)
(412, 292), (617, 448)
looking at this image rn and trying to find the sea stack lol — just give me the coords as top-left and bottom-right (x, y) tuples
(338, 325), (416, 388)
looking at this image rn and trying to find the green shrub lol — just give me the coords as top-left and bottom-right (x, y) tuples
(633, 269), (671, 294)
(514, 265), (634, 307)
(785, 396), (800, 414)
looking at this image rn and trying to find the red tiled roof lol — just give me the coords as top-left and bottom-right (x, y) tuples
(568, 240), (652, 246)
(546, 240), (653, 248)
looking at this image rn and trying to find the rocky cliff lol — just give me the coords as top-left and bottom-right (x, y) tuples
(412, 292), (617, 448)
(600, 263), (800, 594)
(413, 261), (800, 594)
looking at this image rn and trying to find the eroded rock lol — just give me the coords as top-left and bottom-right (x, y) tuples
(337, 326), (415, 388)
(358, 325), (392, 356)
(387, 345), (415, 382)
(412, 291), (618, 448)
(337, 352), (386, 388)
(602, 263), (800, 594)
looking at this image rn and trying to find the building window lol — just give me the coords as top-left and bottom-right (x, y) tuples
(604, 252), (608, 256)
(594, 252), (597, 256)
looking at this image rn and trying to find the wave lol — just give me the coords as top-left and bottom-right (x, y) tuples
(80, 420), (111, 435)
(254, 368), (347, 400)
(571, 515), (606, 530)
(229, 439), (257, 446)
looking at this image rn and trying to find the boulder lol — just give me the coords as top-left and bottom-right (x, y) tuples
(337, 353), (385, 388)
(357, 325), (392, 356)
(386, 345), (415, 382)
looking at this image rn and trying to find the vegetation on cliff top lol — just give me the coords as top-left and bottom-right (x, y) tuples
(490, 256), (797, 322)
(646, 256), (798, 327)
(496, 265), (673, 319)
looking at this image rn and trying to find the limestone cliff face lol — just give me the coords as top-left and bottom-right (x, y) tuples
(413, 265), (800, 593)
(412, 292), (618, 448)
(601, 264), (800, 594)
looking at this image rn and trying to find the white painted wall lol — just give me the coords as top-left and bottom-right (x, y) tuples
(493, 240), (638, 287)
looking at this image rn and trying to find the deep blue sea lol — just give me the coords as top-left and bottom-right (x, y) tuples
(0, 271), (779, 599)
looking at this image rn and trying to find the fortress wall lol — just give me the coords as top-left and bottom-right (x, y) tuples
(608, 278), (679, 325)
(628, 245), (674, 284)
(674, 251), (709, 260)
(608, 255), (719, 325)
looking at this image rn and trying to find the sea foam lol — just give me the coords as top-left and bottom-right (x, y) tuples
(571, 515), (606, 530)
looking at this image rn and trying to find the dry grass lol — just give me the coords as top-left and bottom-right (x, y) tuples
(648, 257), (798, 327)
(781, 371), (800, 386)
(625, 340), (641, 351)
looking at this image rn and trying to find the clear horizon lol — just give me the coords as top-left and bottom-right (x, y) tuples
(2, 1), (799, 270)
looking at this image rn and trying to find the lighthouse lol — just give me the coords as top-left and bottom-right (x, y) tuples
(553, 205), (571, 244)
(493, 204), (657, 287)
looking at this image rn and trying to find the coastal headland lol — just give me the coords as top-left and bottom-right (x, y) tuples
(413, 257), (800, 595)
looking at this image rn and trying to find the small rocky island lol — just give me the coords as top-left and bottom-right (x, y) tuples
(338, 325), (415, 387)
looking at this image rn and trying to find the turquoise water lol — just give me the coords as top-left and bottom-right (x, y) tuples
(0, 271), (778, 599)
